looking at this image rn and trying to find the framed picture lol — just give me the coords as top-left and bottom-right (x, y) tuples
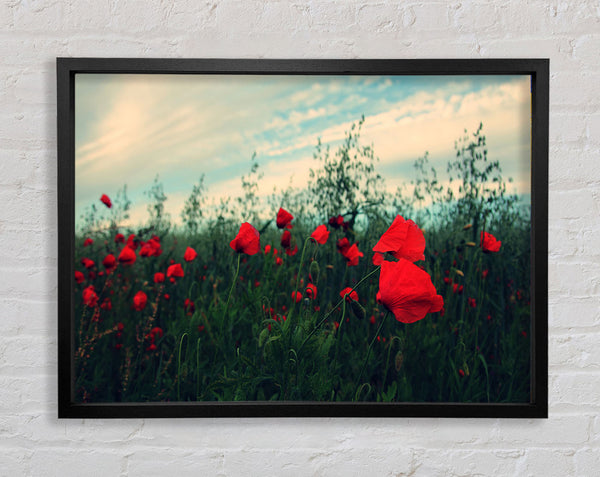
(57, 58), (548, 418)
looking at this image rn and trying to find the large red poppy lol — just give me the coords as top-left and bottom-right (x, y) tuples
(373, 215), (426, 262)
(310, 224), (330, 244)
(166, 263), (184, 278)
(480, 231), (501, 253)
(154, 272), (165, 283)
(184, 246), (198, 262)
(133, 291), (147, 311)
(100, 194), (112, 208)
(230, 222), (260, 255)
(276, 208), (294, 229)
(118, 246), (136, 265)
(376, 259), (443, 324)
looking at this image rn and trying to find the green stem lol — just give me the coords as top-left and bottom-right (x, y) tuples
(288, 237), (314, 324)
(299, 265), (381, 354)
(221, 253), (241, 351)
(354, 311), (389, 400)
(177, 332), (188, 401)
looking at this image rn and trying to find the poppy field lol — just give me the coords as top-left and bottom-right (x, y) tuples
(73, 123), (531, 404)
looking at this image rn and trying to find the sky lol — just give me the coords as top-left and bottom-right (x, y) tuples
(75, 73), (532, 228)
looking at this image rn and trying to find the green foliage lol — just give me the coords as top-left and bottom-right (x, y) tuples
(308, 116), (386, 227)
(145, 175), (170, 235)
(181, 175), (206, 235)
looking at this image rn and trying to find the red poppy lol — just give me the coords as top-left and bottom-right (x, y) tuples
(264, 244), (271, 254)
(83, 238), (93, 247)
(118, 246), (136, 265)
(100, 297), (112, 311)
(458, 369), (465, 377)
(291, 291), (302, 303)
(150, 327), (163, 339)
(480, 231), (501, 253)
(305, 283), (317, 300)
(133, 291), (147, 311)
(140, 237), (162, 257)
(329, 215), (344, 229)
(281, 230), (291, 249)
(452, 283), (464, 295)
(166, 263), (184, 278)
(482, 269), (489, 279)
(82, 285), (98, 307)
(276, 208), (294, 229)
(74, 270), (85, 284)
(342, 243), (363, 267)
(373, 215), (426, 262)
(275, 257), (283, 266)
(184, 298), (195, 314)
(184, 246), (198, 262)
(340, 287), (358, 302)
(310, 224), (330, 244)
(154, 272), (165, 283)
(126, 234), (139, 250)
(114, 233), (125, 244)
(372, 252), (384, 266)
(81, 258), (95, 269)
(443, 277), (452, 285)
(285, 244), (298, 256)
(147, 343), (157, 352)
(164, 293), (170, 300)
(102, 254), (117, 272)
(369, 315), (376, 325)
(100, 194), (112, 208)
(336, 237), (350, 255)
(230, 222), (260, 255)
(376, 259), (443, 324)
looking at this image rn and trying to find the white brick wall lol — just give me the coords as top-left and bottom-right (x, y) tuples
(0, 1), (598, 475)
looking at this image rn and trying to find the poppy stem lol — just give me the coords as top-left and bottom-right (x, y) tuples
(298, 265), (381, 355)
(289, 237), (314, 324)
(177, 332), (188, 401)
(354, 311), (389, 400)
(221, 254), (241, 353)
(223, 253), (242, 320)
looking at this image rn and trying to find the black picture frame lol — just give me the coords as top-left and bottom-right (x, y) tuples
(57, 58), (548, 418)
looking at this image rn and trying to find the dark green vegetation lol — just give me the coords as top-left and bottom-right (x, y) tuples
(74, 120), (530, 403)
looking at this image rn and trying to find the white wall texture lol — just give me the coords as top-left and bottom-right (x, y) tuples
(0, 1), (598, 475)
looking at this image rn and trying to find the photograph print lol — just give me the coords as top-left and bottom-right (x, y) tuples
(69, 65), (536, 409)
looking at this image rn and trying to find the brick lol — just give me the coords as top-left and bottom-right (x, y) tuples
(0, 449), (32, 477)
(550, 373), (600, 407)
(412, 448), (522, 477)
(125, 448), (224, 476)
(550, 332), (600, 369)
(549, 296), (600, 328)
(575, 447), (600, 475)
(30, 449), (122, 477)
(548, 261), (600, 298)
(519, 449), (576, 476)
